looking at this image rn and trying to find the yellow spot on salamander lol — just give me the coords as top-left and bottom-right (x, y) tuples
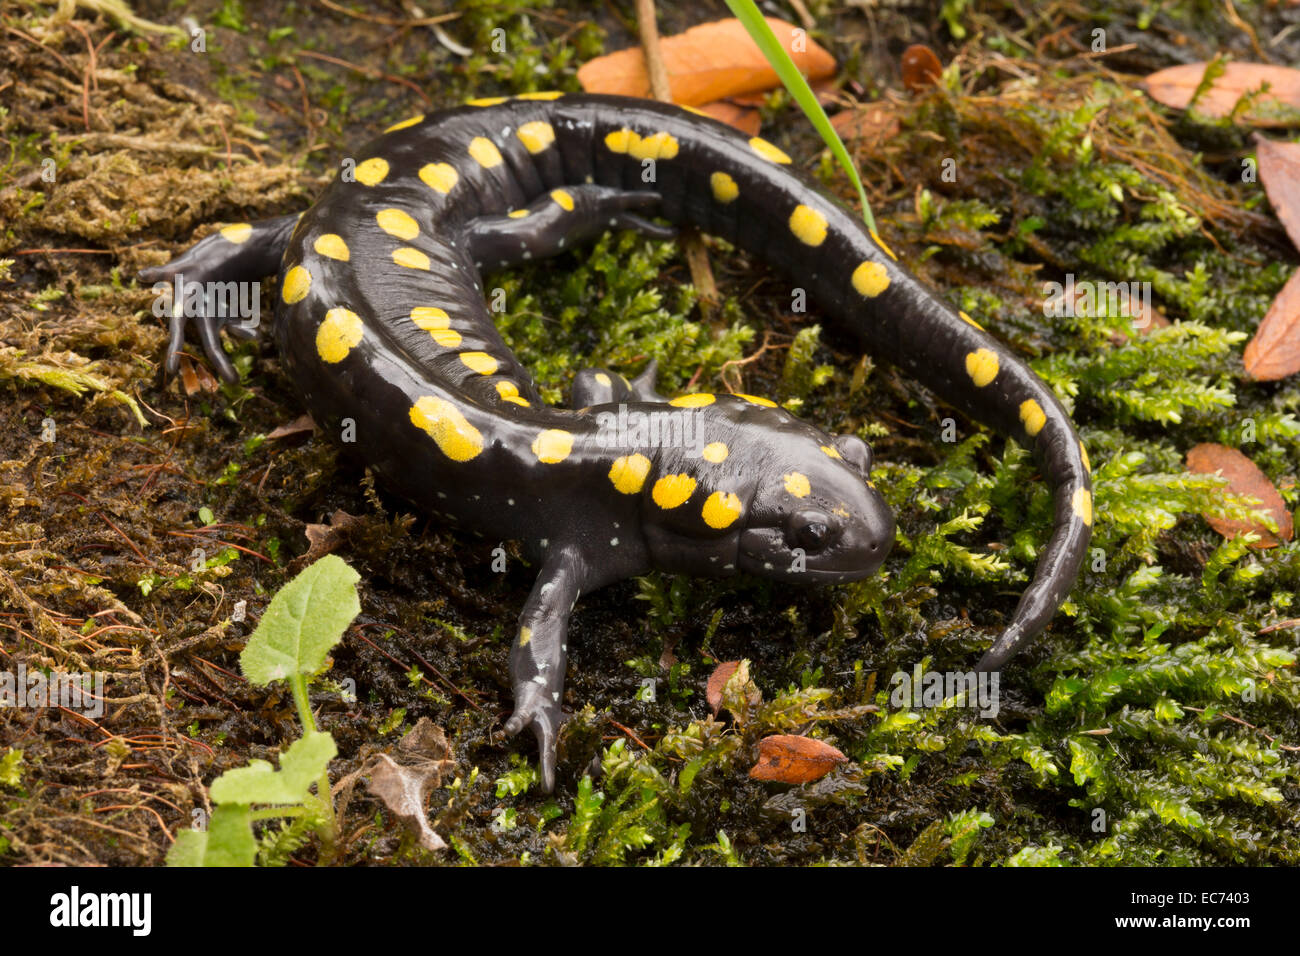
(281, 265), (311, 304)
(736, 393), (777, 407)
(702, 442), (729, 463)
(1073, 487), (1093, 526)
(393, 247), (431, 270)
(965, 348), (999, 387)
(354, 157), (389, 186)
(604, 129), (679, 160)
(385, 115), (423, 133)
(702, 491), (743, 529)
(959, 310), (984, 330)
(710, 171), (739, 203)
(609, 454), (651, 494)
(313, 233), (349, 261)
(783, 472), (811, 498)
(518, 626), (532, 647)
(632, 131), (678, 160)
(496, 381), (529, 406)
(411, 306), (450, 330)
(1019, 399), (1046, 437)
(551, 189), (575, 211)
(420, 162), (459, 194)
(653, 474), (697, 509)
(516, 121), (555, 154)
(316, 308), (363, 364)
(507, 209), (529, 219)
(789, 204), (828, 246)
(594, 372), (612, 387)
(669, 393), (714, 408)
(516, 90), (564, 100)
(468, 136), (503, 168)
(820, 444), (842, 459)
(749, 137), (791, 164)
(851, 260), (890, 297)
(870, 228), (897, 261)
(377, 208), (419, 240)
(410, 396), (483, 461)
(1080, 441), (1091, 473)
(411, 307), (460, 346)
(220, 223), (252, 243)
(460, 351), (498, 375)
(466, 96), (507, 107)
(531, 429), (574, 464)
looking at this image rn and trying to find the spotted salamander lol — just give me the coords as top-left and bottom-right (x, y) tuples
(140, 92), (1093, 792)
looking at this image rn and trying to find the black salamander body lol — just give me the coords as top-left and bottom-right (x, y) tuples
(141, 93), (1093, 790)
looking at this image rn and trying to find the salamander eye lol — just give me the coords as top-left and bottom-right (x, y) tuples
(787, 509), (835, 553)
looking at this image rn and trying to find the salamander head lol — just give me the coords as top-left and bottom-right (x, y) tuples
(734, 431), (894, 582)
(635, 397), (893, 582)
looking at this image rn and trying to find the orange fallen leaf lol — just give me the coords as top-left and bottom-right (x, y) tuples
(1186, 443), (1294, 548)
(749, 734), (847, 784)
(706, 660), (741, 716)
(829, 101), (900, 150)
(577, 17), (835, 106)
(901, 44), (943, 92)
(1143, 62), (1300, 126)
(1245, 267), (1300, 381)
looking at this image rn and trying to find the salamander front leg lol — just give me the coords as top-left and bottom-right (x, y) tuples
(504, 544), (588, 793)
(138, 213), (299, 382)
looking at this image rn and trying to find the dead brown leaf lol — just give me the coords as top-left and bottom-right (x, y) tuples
(1186, 443), (1294, 547)
(1144, 62), (1300, 126)
(363, 718), (456, 852)
(1255, 134), (1300, 251)
(829, 101), (900, 150)
(749, 734), (848, 784)
(1244, 267), (1300, 381)
(706, 660), (741, 716)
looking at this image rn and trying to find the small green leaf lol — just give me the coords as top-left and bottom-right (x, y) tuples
(240, 555), (361, 685)
(166, 804), (257, 867)
(210, 731), (337, 805)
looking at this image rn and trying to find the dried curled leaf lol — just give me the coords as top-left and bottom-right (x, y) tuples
(829, 102), (900, 150)
(577, 17), (834, 105)
(1143, 62), (1300, 126)
(1244, 268), (1300, 381)
(364, 718), (455, 852)
(749, 734), (847, 784)
(1185, 443), (1294, 548)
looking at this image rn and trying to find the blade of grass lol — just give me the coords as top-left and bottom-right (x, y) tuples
(724, 0), (876, 232)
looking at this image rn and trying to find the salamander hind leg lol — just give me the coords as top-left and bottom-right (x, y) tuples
(467, 186), (675, 272)
(505, 545), (592, 793)
(138, 213), (300, 381)
(571, 359), (665, 408)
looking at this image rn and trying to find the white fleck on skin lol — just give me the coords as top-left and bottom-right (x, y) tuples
(437, 491), (447, 498)
(608, 218), (616, 226)
(552, 692), (560, 701)
(724, 563), (735, 570)
(764, 562), (773, 570)
(508, 498), (515, 505)
(610, 537), (619, 546)
(532, 675), (547, 685)
(540, 538), (548, 548)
